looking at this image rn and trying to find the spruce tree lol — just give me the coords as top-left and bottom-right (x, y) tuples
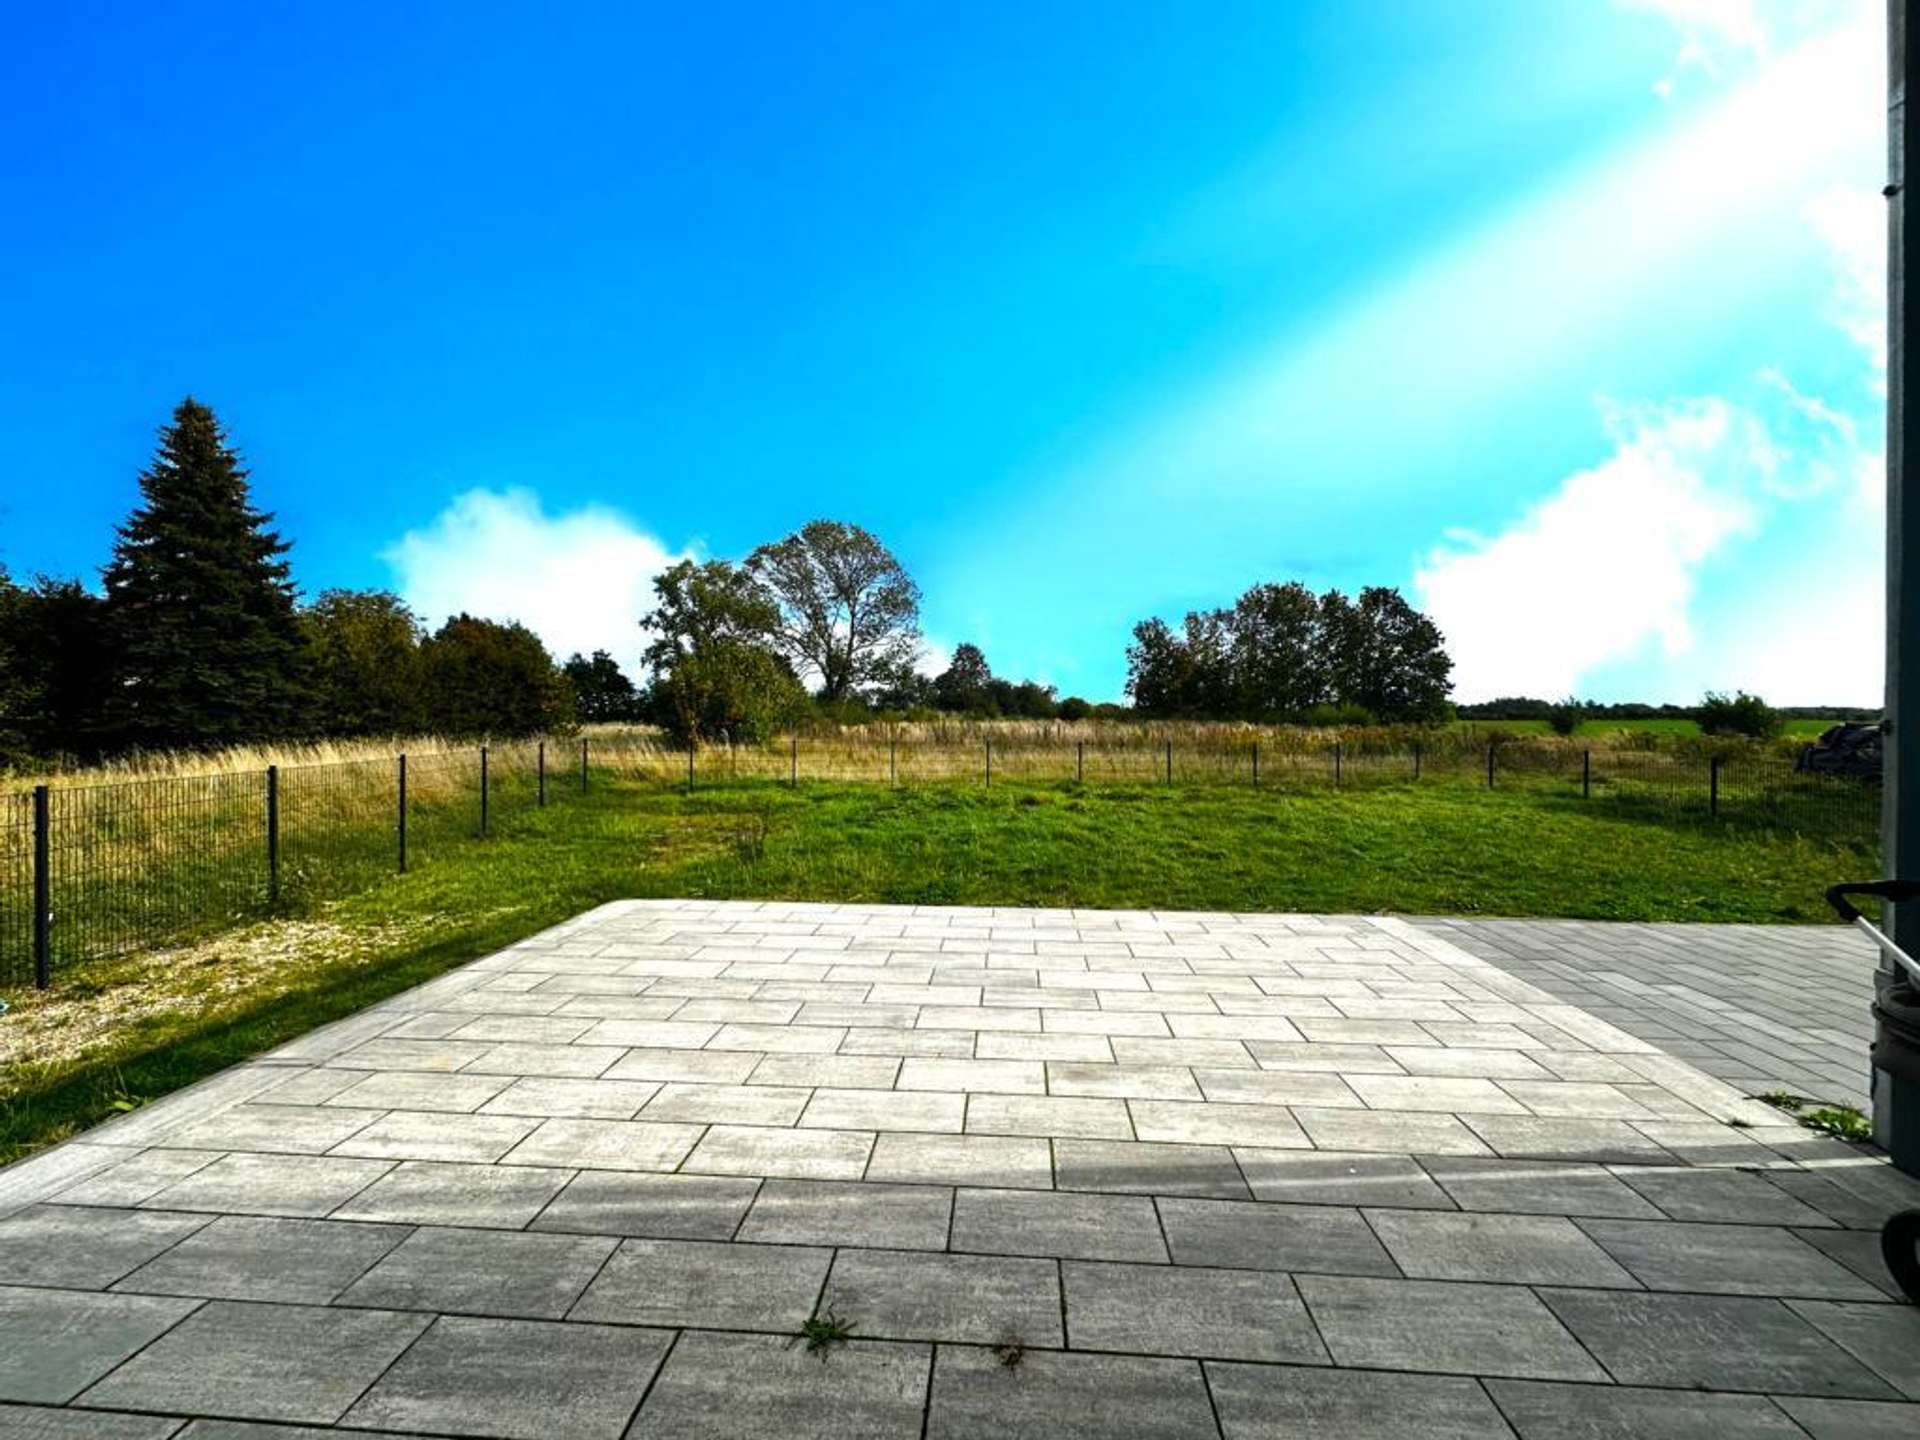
(101, 398), (307, 749)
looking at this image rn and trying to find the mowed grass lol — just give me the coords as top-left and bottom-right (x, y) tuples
(0, 777), (1875, 1164)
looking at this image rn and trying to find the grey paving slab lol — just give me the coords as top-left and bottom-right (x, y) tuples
(1463, 1116), (1676, 1165)
(0, 1405), (187, 1439)
(1774, 1397), (1920, 1440)
(167, 1104), (384, 1155)
(142, 1153), (394, 1219)
(641, 1082), (811, 1126)
(1365, 1209), (1637, 1287)
(342, 1314), (671, 1440)
(1053, 1139), (1248, 1199)
(966, 1094), (1133, 1140)
(927, 1345), (1218, 1440)
(1577, 1218), (1884, 1298)
(1538, 1289), (1899, 1397)
(684, 1124), (875, 1180)
(1158, 1196), (1397, 1276)
(76, 1299), (430, 1424)
(950, 1187), (1165, 1262)
(570, 1237), (830, 1330)
(500, 1117), (703, 1171)
(748, 1054), (902, 1087)
(799, 1087), (965, 1133)
(1419, 1156), (1663, 1219)
(323, 1071), (513, 1114)
(1293, 1107), (1492, 1155)
(602, 1047), (763, 1084)
(326, 1110), (538, 1164)
(629, 1331), (929, 1440)
(49, 1149), (224, 1209)
(335, 1226), (617, 1318)
(332, 1160), (573, 1229)
(1234, 1147), (1456, 1208)
(532, 1170), (760, 1241)
(1064, 1259), (1326, 1362)
(739, 1179), (952, 1249)
(825, 1248), (1063, 1346)
(1296, 1275), (1608, 1381)
(865, 1132), (1052, 1189)
(172, 1422), (438, 1439)
(1612, 1165), (1836, 1226)
(1484, 1379), (1806, 1438)
(1044, 1063), (1202, 1100)
(111, 1215), (409, 1303)
(1208, 1361), (1514, 1439)
(0, 1205), (212, 1289)
(1787, 1299), (1920, 1400)
(475, 1077), (662, 1119)
(0, 1287), (198, 1405)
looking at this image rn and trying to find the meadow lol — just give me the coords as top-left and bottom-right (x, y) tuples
(0, 741), (1880, 1162)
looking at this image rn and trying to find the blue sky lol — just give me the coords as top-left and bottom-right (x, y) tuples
(0, 1), (1885, 704)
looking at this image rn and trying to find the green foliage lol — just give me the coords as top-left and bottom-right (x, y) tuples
(1545, 698), (1588, 737)
(798, 1307), (856, 1358)
(1057, 696), (1093, 721)
(748, 520), (922, 702)
(641, 559), (804, 743)
(563, 650), (640, 722)
(419, 614), (573, 736)
(1699, 690), (1782, 740)
(1801, 1105), (1872, 1142)
(933, 642), (993, 713)
(1127, 583), (1451, 723)
(302, 590), (425, 735)
(100, 398), (309, 749)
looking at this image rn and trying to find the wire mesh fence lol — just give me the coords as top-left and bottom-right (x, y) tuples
(0, 731), (1880, 989)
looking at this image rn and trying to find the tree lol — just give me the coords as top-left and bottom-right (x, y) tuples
(748, 520), (921, 702)
(100, 398), (308, 748)
(563, 650), (639, 722)
(640, 559), (803, 743)
(419, 614), (573, 735)
(1230, 582), (1327, 718)
(302, 590), (425, 735)
(932, 643), (993, 713)
(1336, 587), (1453, 723)
(1699, 690), (1782, 740)
(0, 575), (115, 760)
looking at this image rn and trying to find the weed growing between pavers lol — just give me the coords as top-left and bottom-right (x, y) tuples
(797, 1307), (856, 1359)
(993, 1335), (1027, 1369)
(1758, 1092), (1874, 1143)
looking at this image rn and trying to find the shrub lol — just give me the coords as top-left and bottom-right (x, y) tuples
(1545, 698), (1587, 737)
(1698, 690), (1782, 740)
(1057, 696), (1093, 721)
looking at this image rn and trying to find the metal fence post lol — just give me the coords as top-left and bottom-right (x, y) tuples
(266, 765), (280, 906)
(538, 741), (547, 807)
(1165, 740), (1173, 785)
(1076, 741), (1084, 783)
(480, 746), (490, 835)
(397, 754), (408, 874)
(580, 738), (589, 792)
(1582, 749), (1591, 799)
(1334, 741), (1342, 786)
(1486, 741), (1496, 789)
(32, 784), (49, 990)
(687, 744), (695, 795)
(1412, 741), (1421, 781)
(890, 736), (898, 786)
(791, 735), (798, 788)
(985, 739), (992, 787)
(1252, 741), (1260, 788)
(1710, 755), (1721, 817)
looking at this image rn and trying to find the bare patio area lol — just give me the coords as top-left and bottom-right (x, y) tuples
(1, 900), (1917, 1438)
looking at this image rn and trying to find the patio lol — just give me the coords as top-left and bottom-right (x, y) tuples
(1, 899), (1917, 1438)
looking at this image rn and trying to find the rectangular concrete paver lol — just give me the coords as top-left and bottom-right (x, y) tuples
(6, 899), (1917, 1439)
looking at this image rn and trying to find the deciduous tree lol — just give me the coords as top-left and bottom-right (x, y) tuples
(748, 520), (921, 702)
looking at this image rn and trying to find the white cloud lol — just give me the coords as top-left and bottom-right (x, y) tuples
(1415, 401), (1762, 699)
(1806, 185), (1888, 387)
(384, 488), (689, 675)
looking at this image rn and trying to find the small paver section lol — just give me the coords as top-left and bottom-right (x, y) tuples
(1297, 1275), (1608, 1381)
(0, 1205), (212, 1289)
(825, 1248), (1064, 1346)
(342, 1314), (671, 1440)
(113, 1215), (409, 1303)
(0, 1287), (198, 1405)
(77, 1300), (430, 1424)
(949, 1188), (1166, 1262)
(1064, 1260), (1326, 1363)
(532, 1170), (760, 1241)
(336, 1226), (618, 1318)
(927, 1346), (1218, 1440)
(1208, 1361), (1515, 1439)
(631, 1332), (930, 1440)
(570, 1237), (830, 1331)
(738, 1179), (952, 1250)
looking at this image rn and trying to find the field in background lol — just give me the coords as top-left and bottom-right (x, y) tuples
(0, 773), (1878, 1163)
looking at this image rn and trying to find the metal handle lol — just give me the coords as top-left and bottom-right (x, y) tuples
(1825, 880), (1920, 923)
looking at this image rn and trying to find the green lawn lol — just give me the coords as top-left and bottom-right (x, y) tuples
(0, 776), (1876, 1165)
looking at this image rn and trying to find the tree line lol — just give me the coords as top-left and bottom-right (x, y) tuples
(0, 398), (1466, 764)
